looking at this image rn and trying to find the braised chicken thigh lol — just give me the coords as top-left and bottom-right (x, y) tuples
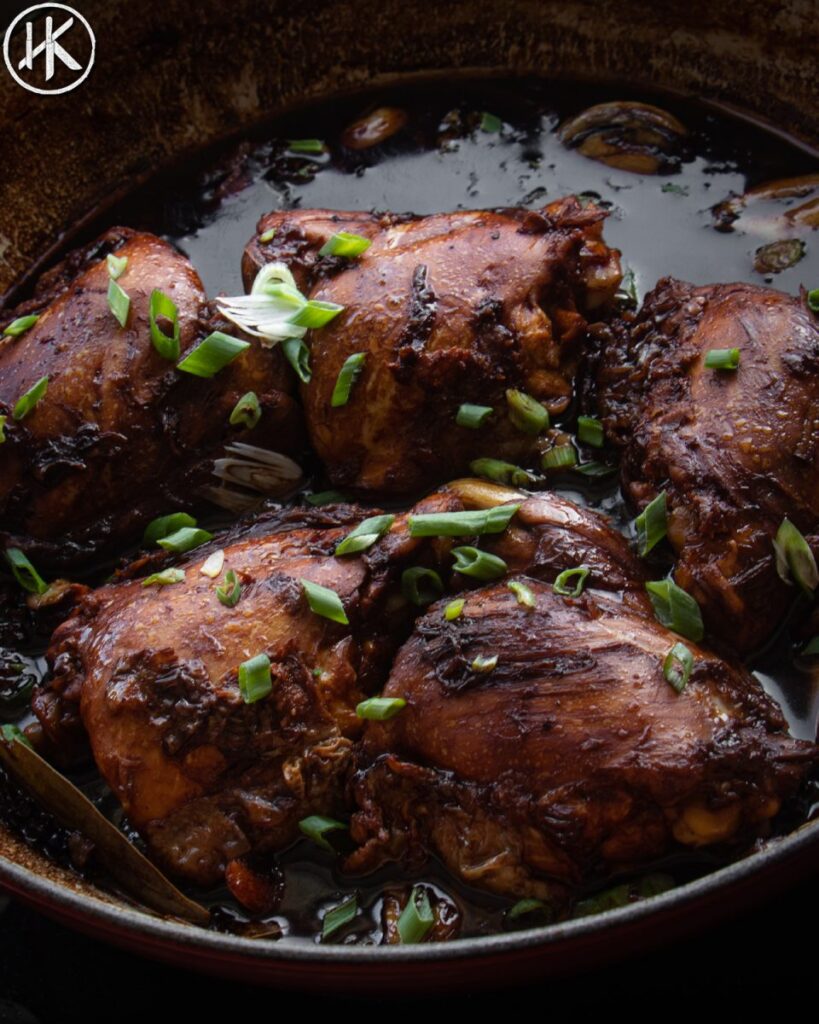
(598, 279), (819, 654)
(242, 201), (621, 494)
(0, 229), (303, 566)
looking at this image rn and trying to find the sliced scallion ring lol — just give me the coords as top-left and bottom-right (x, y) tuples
(321, 894), (357, 941)
(0, 416), (6, 444)
(663, 641), (694, 693)
(290, 299), (345, 329)
(396, 886), (435, 944)
(471, 653), (498, 673)
(149, 289), (180, 360)
(401, 566), (444, 606)
(506, 389), (549, 435)
(408, 504), (519, 538)
(143, 512), (197, 545)
(12, 376), (48, 421)
(508, 898), (550, 921)
(635, 491), (668, 556)
(480, 111), (502, 133)
(808, 288), (819, 314)
(306, 490), (347, 506)
(507, 580), (536, 609)
(334, 514), (395, 556)
(542, 444), (577, 470)
(456, 403), (493, 429)
(301, 578), (349, 625)
(216, 569), (242, 608)
(452, 546), (507, 581)
(141, 568), (185, 587)
(355, 696), (407, 720)
(444, 597), (465, 621)
(469, 458), (535, 487)
(288, 139), (325, 154)
(574, 461), (617, 478)
(106, 253), (128, 279)
(238, 653), (272, 704)
(156, 527), (213, 553)
(177, 332), (249, 378)
(199, 549), (225, 578)
(281, 337), (312, 383)
(4, 548), (48, 595)
(259, 228), (276, 243)
(773, 518), (819, 597)
(704, 348), (740, 370)
(319, 232), (372, 258)
(299, 815), (347, 852)
(229, 391), (262, 429)
(645, 578), (704, 641)
(553, 565), (590, 598)
(577, 416), (604, 448)
(802, 636), (819, 656)
(107, 278), (130, 328)
(3, 315), (39, 337)
(331, 352), (366, 407)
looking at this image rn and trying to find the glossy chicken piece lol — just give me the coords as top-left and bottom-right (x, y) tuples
(0, 228), (303, 566)
(35, 498), (456, 886)
(597, 278), (819, 654)
(243, 201), (621, 494)
(348, 579), (815, 902)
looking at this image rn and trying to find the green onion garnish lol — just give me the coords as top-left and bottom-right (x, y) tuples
(0, 723), (32, 748)
(396, 886), (435, 944)
(229, 391), (262, 429)
(469, 458), (535, 487)
(663, 642), (694, 693)
(177, 332), (249, 378)
(506, 389), (549, 435)
(238, 653), (272, 704)
(808, 288), (819, 313)
(321, 894), (357, 940)
(335, 514), (395, 556)
(306, 490), (347, 506)
(553, 565), (590, 598)
(452, 546), (507, 581)
(444, 597), (465, 621)
(356, 696), (407, 720)
(645, 578), (704, 641)
(288, 139), (325, 154)
(0, 416), (6, 443)
(290, 299), (345, 329)
(259, 228), (276, 243)
(282, 337), (312, 383)
(577, 416), (604, 448)
(3, 315), (39, 337)
(574, 461), (617, 478)
(773, 518), (819, 597)
(401, 566), (444, 606)
(216, 569), (242, 608)
(4, 548), (47, 595)
(471, 653), (498, 673)
(635, 491), (667, 556)
(408, 504), (519, 538)
(480, 111), (502, 133)
(319, 232), (372, 258)
(12, 376), (48, 421)
(143, 512), (197, 545)
(107, 278), (130, 327)
(802, 636), (819, 656)
(301, 578), (349, 625)
(299, 815), (347, 852)
(456, 403), (493, 429)
(704, 348), (740, 370)
(106, 253), (128, 279)
(507, 580), (536, 609)
(331, 352), (366, 407)
(542, 445), (577, 470)
(141, 568), (185, 587)
(508, 898), (550, 921)
(149, 289), (180, 360)
(156, 527), (213, 553)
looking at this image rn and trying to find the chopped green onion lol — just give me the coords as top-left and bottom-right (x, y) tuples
(301, 578), (349, 625)
(216, 569), (242, 608)
(290, 299), (345, 329)
(469, 458), (535, 487)
(331, 352), (366, 407)
(335, 514), (395, 556)
(773, 518), (818, 597)
(156, 527), (213, 553)
(282, 337), (312, 383)
(106, 253), (128, 279)
(299, 815), (347, 852)
(635, 491), (667, 556)
(615, 267), (639, 309)
(408, 504), (519, 538)
(356, 696), (407, 720)
(288, 139), (325, 154)
(4, 548), (47, 595)
(107, 278), (130, 327)
(321, 894), (357, 940)
(141, 568), (185, 587)
(143, 512), (197, 545)
(396, 886), (435, 944)
(177, 332), (249, 378)
(259, 228), (276, 243)
(0, 723), (32, 748)
(704, 348), (740, 370)
(444, 598), (465, 621)
(480, 111), (502, 133)
(238, 653), (272, 704)
(808, 288), (819, 313)
(542, 445), (577, 470)
(319, 232), (372, 258)
(12, 376), (48, 421)
(0, 416), (6, 443)
(452, 546), (507, 581)
(506, 389), (549, 435)
(3, 315), (39, 337)
(577, 416), (604, 448)
(200, 549), (225, 578)
(229, 391), (262, 429)
(645, 579), (704, 641)
(663, 642), (694, 693)
(471, 653), (498, 673)
(149, 289), (180, 360)
(553, 565), (590, 598)
(507, 580), (536, 609)
(306, 490), (347, 506)
(508, 898), (550, 921)
(802, 636), (819, 656)
(574, 461), (617, 478)
(401, 566), (444, 606)
(456, 403), (493, 429)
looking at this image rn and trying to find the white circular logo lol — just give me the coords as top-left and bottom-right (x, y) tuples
(3, 3), (95, 95)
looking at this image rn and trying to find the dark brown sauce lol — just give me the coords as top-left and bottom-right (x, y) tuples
(2, 76), (818, 945)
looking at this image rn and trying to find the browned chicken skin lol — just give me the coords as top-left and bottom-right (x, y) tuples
(242, 201), (621, 495)
(597, 278), (819, 654)
(348, 578), (815, 903)
(0, 228), (303, 566)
